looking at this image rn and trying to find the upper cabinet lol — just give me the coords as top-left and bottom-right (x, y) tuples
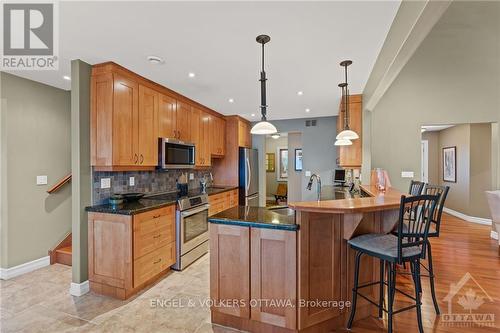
(210, 116), (226, 156)
(238, 120), (252, 148)
(337, 94), (362, 168)
(91, 62), (227, 170)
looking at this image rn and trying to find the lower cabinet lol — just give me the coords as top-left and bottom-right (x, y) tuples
(208, 189), (238, 216)
(210, 224), (297, 330)
(88, 205), (176, 299)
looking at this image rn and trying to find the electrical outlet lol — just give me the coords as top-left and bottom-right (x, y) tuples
(305, 171), (311, 177)
(36, 175), (48, 185)
(129, 177), (135, 186)
(100, 178), (111, 189)
(189, 173), (194, 181)
(401, 171), (414, 178)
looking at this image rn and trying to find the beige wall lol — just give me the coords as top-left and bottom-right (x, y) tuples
(0, 73), (71, 268)
(287, 133), (303, 202)
(367, 1), (500, 223)
(469, 123), (492, 218)
(265, 136), (288, 198)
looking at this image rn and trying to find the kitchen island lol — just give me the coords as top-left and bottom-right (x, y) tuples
(208, 186), (404, 333)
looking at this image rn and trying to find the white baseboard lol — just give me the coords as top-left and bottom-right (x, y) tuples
(443, 207), (492, 225)
(0, 256), (50, 280)
(491, 231), (498, 240)
(70, 280), (90, 296)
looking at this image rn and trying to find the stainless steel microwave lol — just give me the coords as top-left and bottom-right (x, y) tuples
(158, 138), (195, 169)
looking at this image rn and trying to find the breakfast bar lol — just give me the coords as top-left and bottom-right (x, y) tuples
(208, 186), (404, 333)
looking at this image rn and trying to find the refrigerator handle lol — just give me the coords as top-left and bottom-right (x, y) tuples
(246, 157), (251, 192)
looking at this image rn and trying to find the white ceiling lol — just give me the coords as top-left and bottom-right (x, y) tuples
(7, 1), (400, 120)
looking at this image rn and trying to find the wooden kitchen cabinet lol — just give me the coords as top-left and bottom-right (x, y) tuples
(158, 93), (177, 139)
(190, 107), (212, 167)
(210, 116), (226, 156)
(88, 205), (176, 299)
(138, 85), (159, 166)
(238, 120), (252, 148)
(210, 224), (297, 329)
(210, 224), (250, 319)
(337, 94), (362, 168)
(175, 101), (191, 141)
(251, 228), (296, 329)
(208, 189), (238, 216)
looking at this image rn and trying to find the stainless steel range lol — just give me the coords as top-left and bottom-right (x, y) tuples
(172, 193), (209, 270)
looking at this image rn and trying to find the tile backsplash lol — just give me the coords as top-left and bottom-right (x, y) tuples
(92, 169), (212, 204)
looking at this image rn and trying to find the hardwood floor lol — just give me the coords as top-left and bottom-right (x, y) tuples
(345, 213), (500, 333)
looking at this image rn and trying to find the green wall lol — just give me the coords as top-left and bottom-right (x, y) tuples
(0, 72), (71, 268)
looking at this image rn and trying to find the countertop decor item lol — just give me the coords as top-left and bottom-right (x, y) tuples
(119, 192), (145, 202)
(335, 60), (359, 145)
(250, 34), (277, 135)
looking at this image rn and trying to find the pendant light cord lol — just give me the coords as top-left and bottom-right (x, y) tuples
(260, 41), (267, 121)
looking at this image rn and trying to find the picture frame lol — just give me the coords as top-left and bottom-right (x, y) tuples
(295, 149), (303, 171)
(277, 147), (288, 181)
(265, 153), (275, 172)
(442, 146), (457, 183)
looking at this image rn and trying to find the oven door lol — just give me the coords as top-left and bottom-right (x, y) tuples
(179, 204), (209, 254)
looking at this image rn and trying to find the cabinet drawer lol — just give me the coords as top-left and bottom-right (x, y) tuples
(134, 243), (175, 287)
(134, 206), (175, 258)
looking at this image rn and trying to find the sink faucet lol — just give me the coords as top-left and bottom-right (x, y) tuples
(200, 173), (213, 193)
(306, 174), (322, 201)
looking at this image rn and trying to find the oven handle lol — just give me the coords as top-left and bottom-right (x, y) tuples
(180, 204), (210, 217)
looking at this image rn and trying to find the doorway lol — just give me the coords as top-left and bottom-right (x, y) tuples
(265, 133), (288, 207)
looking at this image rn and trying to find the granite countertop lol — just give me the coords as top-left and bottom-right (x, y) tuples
(209, 206), (298, 231)
(85, 185), (238, 215)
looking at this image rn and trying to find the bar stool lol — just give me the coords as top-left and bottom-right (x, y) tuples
(406, 184), (450, 314)
(347, 194), (440, 333)
(409, 180), (425, 195)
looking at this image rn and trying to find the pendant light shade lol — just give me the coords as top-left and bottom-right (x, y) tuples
(336, 129), (359, 140)
(251, 121), (278, 135)
(334, 138), (353, 146)
(251, 34), (277, 135)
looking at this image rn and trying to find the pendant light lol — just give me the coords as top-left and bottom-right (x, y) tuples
(334, 83), (353, 146)
(251, 35), (277, 135)
(336, 60), (359, 141)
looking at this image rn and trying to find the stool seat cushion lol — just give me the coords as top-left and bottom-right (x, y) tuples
(348, 234), (422, 262)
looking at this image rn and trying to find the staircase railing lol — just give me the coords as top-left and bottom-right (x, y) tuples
(47, 174), (72, 194)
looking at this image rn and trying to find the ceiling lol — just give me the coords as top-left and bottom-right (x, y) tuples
(7, 1), (400, 120)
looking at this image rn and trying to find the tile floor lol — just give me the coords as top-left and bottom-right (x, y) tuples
(0, 254), (238, 333)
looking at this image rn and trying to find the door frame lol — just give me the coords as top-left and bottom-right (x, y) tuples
(421, 140), (429, 183)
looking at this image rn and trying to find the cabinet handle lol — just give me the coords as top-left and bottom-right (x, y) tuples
(152, 214), (161, 219)
(140, 154), (144, 164)
(153, 258), (162, 264)
(134, 154), (138, 164)
(153, 234), (161, 239)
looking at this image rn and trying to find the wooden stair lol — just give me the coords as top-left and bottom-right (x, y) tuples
(49, 233), (72, 266)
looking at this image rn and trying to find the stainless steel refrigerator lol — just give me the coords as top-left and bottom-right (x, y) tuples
(239, 147), (259, 206)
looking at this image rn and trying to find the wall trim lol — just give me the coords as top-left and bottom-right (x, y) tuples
(491, 231), (498, 240)
(70, 280), (90, 296)
(0, 256), (50, 280)
(443, 207), (492, 225)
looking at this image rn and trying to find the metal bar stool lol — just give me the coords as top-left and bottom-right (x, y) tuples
(404, 184), (450, 314)
(409, 180), (425, 195)
(347, 194), (440, 333)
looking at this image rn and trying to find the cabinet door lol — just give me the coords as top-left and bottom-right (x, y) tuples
(138, 85), (158, 166)
(251, 228), (296, 329)
(210, 117), (226, 156)
(176, 101), (191, 141)
(190, 107), (204, 167)
(238, 120), (252, 148)
(338, 95), (362, 167)
(91, 73), (113, 166)
(200, 111), (211, 166)
(158, 94), (177, 138)
(210, 224), (250, 318)
(113, 75), (139, 166)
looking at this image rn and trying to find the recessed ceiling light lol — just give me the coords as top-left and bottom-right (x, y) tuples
(305, 108), (311, 113)
(63, 75), (71, 81)
(228, 98), (234, 103)
(188, 72), (196, 78)
(297, 91), (304, 96)
(147, 55), (164, 65)
(251, 113), (256, 117)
